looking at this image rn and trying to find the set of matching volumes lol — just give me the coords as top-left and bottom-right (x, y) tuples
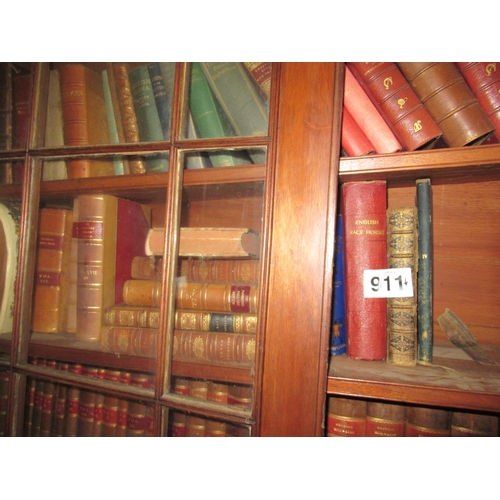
(334, 178), (432, 366)
(342, 62), (499, 158)
(326, 396), (499, 437)
(44, 62), (270, 179)
(23, 357), (156, 437)
(0, 63), (31, 184)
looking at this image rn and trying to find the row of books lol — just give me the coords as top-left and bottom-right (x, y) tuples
(326, 396), (500, 437)
(0, 63), (31, 184)
(41, 62), (271, 180)
(342, 62), (500, 158)
(331, 179), (432, 365)
(22, 357), (252, 437)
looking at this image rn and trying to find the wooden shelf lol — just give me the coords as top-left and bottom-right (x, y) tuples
(327, 343), (500, 413)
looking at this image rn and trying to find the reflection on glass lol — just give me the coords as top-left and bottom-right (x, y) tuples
(24, 360), (155, 437)
(184, 147), (266, 170)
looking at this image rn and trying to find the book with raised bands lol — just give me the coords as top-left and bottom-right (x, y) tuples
(348, 62), (442, 151)
(145, 227), (261, 258)
(76, 194), (151, 342)
(397, 62), (494, 147)
(405, 406), (451, 437)
(365, 401), (406, 437)
(342, 181), (387, 360)
(327, 396), (367, 437)
(32, 208), (73, 333)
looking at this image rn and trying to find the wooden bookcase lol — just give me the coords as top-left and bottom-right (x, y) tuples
(1, 62), (499, 437)
(0, 62), (341, 437)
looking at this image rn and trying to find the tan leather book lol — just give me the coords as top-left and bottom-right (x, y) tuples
(59, 63), (114, 178)
(365, 401), (406, 437)
(451, 410), (499, 437)
(405, 405), (451, 436)
(397, 62), (494, 147)
(32, 208), (73, 333)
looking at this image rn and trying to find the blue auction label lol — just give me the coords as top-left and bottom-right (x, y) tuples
(363, 268), (413, 298)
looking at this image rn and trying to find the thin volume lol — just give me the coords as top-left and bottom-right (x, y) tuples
(416, 179), (432, 364)
(341, 107), (374, 157)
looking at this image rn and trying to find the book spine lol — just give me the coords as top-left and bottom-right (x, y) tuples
(416, 179), (433, 365)
(112, 63), (147, 174)
(147, 62), (171, 139)
(100, 326), (157, 357)
(131, 255), (162, 280)
(200, 62), (268, 164)
(243, 62), (272, 97)
(32, 208), (73, 333)
(104, 304), (160, 328)
(397, 62), (494, 147)
(341, 106), (374, 157)
(451, 410), (499, 437)
(326, 396), (367, 437)
(0, 63), (13, 152)
(365, 401), (406, 437)
(102, 69), (126, 175)
(331, 214), (346, 355)
(123, 279), (161, 307)
(126, 372), (150, 437)
(342, 181), (387, 360)
(53, 361), (70, 436)
(128, 65), (168, 172)
(39, 360), (57, 436)
(179, 257), (260, 284)
(172, 330), (256, 365)
(175, 310), (258, 334)
(176, 282), (259, 313)
(101, 368), (122, 437)
(65, 363), (83, 437)
(456, 62), (500, 140)
(343, 65), (402, 154)
(12, 73), (31, 150)
(386, 207), (418, 366)
(66, 199), (79, 334)
(405, 406), (451, 436)
(348, 62), (442, 151)
(0, 370), (9, 436)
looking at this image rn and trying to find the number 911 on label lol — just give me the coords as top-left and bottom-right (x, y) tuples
(363, 268), (413, 298)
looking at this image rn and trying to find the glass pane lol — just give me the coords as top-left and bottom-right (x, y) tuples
(24, 359), (155, 437)
(0, 368), (9, 436)
(44, 62), (175, 152)
(183, 147), (265, 170)
(0, 62), (34, 153)
(183, 63), (271, 149)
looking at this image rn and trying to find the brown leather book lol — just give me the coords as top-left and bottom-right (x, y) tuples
(126, 372), (150, 437)
(100, 325), (157, 357)
(145, 227), (262, 258)
(59, 63), (114, 178)
(451, 410), (499, 437)
(348, 62), (442, 151)
(101, 369), (123, 437)
(397, 62), (494, 147)
(66, 199), (79, 334)
(131, 255), (162, 281)
(179, 257), (260, 285)
(53, 362), (70, 437)
(327, 396), (367, 437)
(75, 194), (151, 342)
(0, 370), (9, 436)
(175, 309), (258, 334)
(104, 304), (160, 328)
(405, 406), (451, 436)
(0, 64), (14, 185)
(386, 206), (418, 367)
(456, 62), (500, 140)
(365, 401), (406, 437)
(64, 363), (83, 437)
(31, 208), (73, 333)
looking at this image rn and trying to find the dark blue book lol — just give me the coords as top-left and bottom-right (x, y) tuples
(331, 213), (347, 356)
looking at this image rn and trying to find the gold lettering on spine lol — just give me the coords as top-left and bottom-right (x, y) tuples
(383, 77), (393, 90)
(413, 120), (423, 132)
(397, 97), (408, 109)
(485, 63), (497, 77)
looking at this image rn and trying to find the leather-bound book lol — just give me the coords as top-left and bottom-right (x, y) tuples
(101, 368), (123, 437)
(59, 63), (114, 178)
(147, 62), (171, 139)
(344, 65), (402, 154)
(123, 279), (161, 307)
(331, 213), (346, 356)
(397, 62), (494, 147)
(175, 310), (258, 334)
(327, 396), (367, 437)
(0, 370), (9, 436)
(341, 106), (375, 157)
(65, 363), (83, 437)
(227, 385), (252, 410)
(0, 64), (13, 185)
(12, 72), (31, 151)
(342, 181), (387, 360)
(386, 207), (418, 366)
(365, 401), (406, 437)
(456, 62), (500, 139)
(39, 360), (58, 436)
(66, 198), (79, 334)
(451, 410), (499, 437)
(186, 380), (208, 437)
(100, 326), (157, 357)
(243, 62), (272, 97)
(104, 304), (160, 328)
(31, 208), (73, 333)
(77, 366), (99, 437)
(53, 362), (70, 437)
(405, 406), (451, 436)
(179, 257), (260, 284)
(131, 255), (162, 281)
(75, 194), (151, 342)
(348, 62), (442, 151)
(126, 372), (149, 437)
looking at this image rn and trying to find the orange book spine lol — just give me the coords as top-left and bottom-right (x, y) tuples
(172, 330), (256, 365)
(341, 106), (374, 157)
(32, 208), (73, 333)
(123, 279), (161, 307)
(100, 326), (157, 357)
(179, 257), (260, 284)
(175, 309), (258, 334)
(343, 65), (402, 154)
(131, 255), (162, 280)
(176, 282), (259, 313)
(104, 304), (160, 328)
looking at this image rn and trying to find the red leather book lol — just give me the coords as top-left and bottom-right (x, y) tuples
(126, 372), (149, 437)
(75, 194), (151, 342)
(31, 208), (73, 333)
(405, 406), (451, 436)
(456, 62), (500, 139)
(59, 64), (114, 178)
(243, 62), (272, 97)
(397, 62), (494, 147)
(348, 62), (442, 151)
(326, 396), (367, 437)
(342, 180), (387, 360)
(451, 410), (499, 437)
(344, 65), (402, 154)
(341, 106), (374, 157)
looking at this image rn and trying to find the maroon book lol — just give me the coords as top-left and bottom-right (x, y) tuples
(342, 180), (387, 360)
